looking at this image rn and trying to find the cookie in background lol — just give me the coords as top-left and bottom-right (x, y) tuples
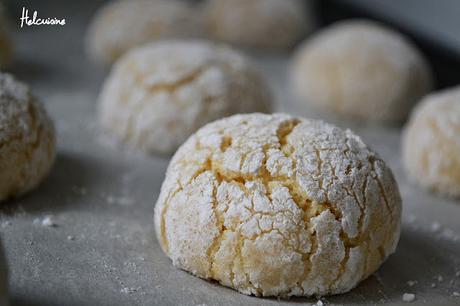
(290, 19), (433, 123)
(86, 0), (203, 64)
(98, 40), (271, 155)
(402, 86), (460, 198)
(203, 0), (315, 51)
(0, 73), (55, 202)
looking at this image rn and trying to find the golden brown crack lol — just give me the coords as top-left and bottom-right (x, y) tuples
(207, 180), (224, 279)
(220, 135), (232, 152)
(276, 119), (300, 147)
(129, 64), (209, 94)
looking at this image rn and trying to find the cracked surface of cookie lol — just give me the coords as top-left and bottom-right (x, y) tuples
(154, 113), (401, 297)
(204, 0), (314, 50)
(98, 40), (271, 154)
(86, 0), (203, 64)
(0, 73), (55, 202)
(291, 20), (432, 122)
(402, 86), (460, 198)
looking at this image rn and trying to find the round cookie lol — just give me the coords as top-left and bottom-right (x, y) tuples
(402, 87), (460, 198)
(154, 113), (401, 297)
(0, 73), (55, 202)
(86, 0), (202, 64)
(291, 20), (433, 122)
(204, 0), (314, 50)
(98, 40), (271, 154)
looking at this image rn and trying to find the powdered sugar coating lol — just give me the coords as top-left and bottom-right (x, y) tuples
(403, 86), (460, 197)
(204, 0), (314, 50)
(98, 40), (271, 154)
(154, 113), (401, 297)
(86, 0), (203, 64)
(0, 73), (55, 201)
(291, 20), (432, 122)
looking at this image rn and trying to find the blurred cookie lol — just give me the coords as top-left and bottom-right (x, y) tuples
(291, 20), (433, 122)
(204, 0), (314, 50)
(0, 73), (55, 202)
(98, 40), (271, 154)
(86, 0), (203, 64)
(403, 86), (460, 197)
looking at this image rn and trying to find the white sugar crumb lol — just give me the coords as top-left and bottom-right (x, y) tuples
(120, 287), (140, 295)
(402, 293), (416, 302)
(407, 280), (417, 287)
(42, 216), (57, 227)
(67, 235), (75, 241)
(430, 222), (441, 232)
(456, 271), (460, 277)
(436, 275), (444, 282)
(431, 282), (437, 288)
(34, 216), (57, 227)
(315, 300), (324, 306)
(453, 291), (460, 297)
(406, 214), (417, 224)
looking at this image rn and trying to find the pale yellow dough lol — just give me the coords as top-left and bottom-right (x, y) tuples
(0, 73), (56, 202)
(204, 0), (314, 50)
(291, 20), (433, 122)
(98, 40), (271, 154)
(155, 113), (401, 297)
(86, 0), (203, 64)
(403, 86), (460, 198)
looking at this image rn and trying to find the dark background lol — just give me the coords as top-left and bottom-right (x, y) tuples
(6, 0), (460, 89)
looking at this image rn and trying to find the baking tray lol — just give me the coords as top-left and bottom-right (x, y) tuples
(1, 1), (459, 305)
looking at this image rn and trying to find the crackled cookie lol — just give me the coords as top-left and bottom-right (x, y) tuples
(204, 0), (313, 50)
(291, 20), (432, 122)
(98, 40), (271, 154)
(154, 113), (401, 297)
(403, 87), (460, 198)
(0, 73), (55, 202)
(86, 0), (203, 64)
